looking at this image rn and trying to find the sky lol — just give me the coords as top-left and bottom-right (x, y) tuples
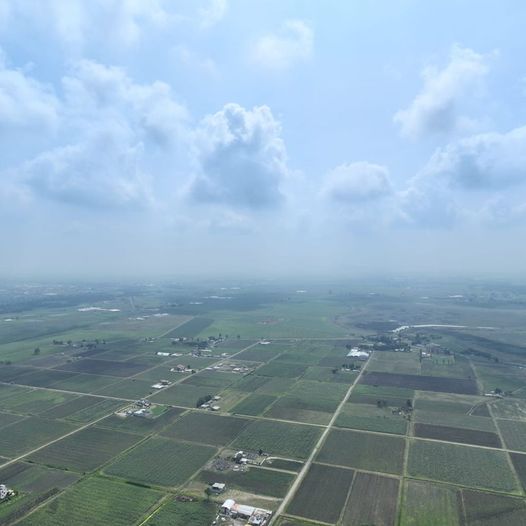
(1, 0), (526, 279)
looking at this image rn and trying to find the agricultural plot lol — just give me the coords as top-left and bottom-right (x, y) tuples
(475, 364), (526, 394)
(28, 425), (142, 472)
(98, 407), (185, 435)
(0, 416), (79, 457)
(232, 420), (322, 459)
(17, 476), (163, 526)
(264, 458), (303, 472)
(413, 409), (497, 432)
(163, 317), (213, 338)
(462, 489), (526, 526)
(317, 429), (406, 474)
(231, 393), (276, 416)
(0, 383), (32, 401)
(400, 479), (461, 526)
(341, 472), (400, 526)
(143, 498), (217, 526)
(491, 398), (526, 420)
(407, 440), (520, 492)
(286, 463), (354, 523)
(49, 373), (120, 393)
(0, 410), (25, 428)
(367, 351), (421, 374)
(255, 376), (296, 395)
(104, 436), (216, 487)
(182, 370), (239, 390)
(229, 374), (270, 392)
(54, 358), (149, 377)
(303, 366), (356, 383)
(197, 466), (294, 498)
(161, 412), (249, 446)
(0, 462), (80, 525)
(256, 361), (308, 378)
(95, 378), (155, 399)
(414, 423), (502, 448)
(234, 345), (284, 362)
(1, 389), (79, 414)
(361, 371), (478, 395)
(41, 395), (105, 419)
(149, 383), (214, 407)
(349, 384), (415, 407)
(497, 419), (526, 451)
(336, 403), (408, 435)
(414, 392), (486, 414)
(264, 397), (333, 425)
(12, 368), (78, 388)
(510, 453), (526, 491)
(65, 398), (126, 423)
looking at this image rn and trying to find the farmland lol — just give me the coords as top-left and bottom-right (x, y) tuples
(104, 436), (217, 487)
(2, 280), (526, 525)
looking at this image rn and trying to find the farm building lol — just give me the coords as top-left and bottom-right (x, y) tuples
(220, 499), (272, 525)
(0, 484), (14, 501)
(346, 348), (370, 360)
(210, 482), (226, 494)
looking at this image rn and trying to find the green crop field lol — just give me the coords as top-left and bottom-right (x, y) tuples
(336, 402), (408, 434)
(161, 411), (249, 446)
(231, 393), (276, 415)
(342, 472), (400, 526)
(400, 479), (461, 526)
(28, 425), (143, 472)
(256, 361), (308, 378)
(197, 466), (294, 497)
(497, 419), (526, 451)
(462, 488), (526, 526)
(17, 476), (163, 526)
(491, 399), (526, 420)
(98, 407), (185, 435)
(104, 436), (216, 487)
(317, 429), (406, 474)
(287, 463), (354, 523)
(0, 389), (78, 415)
(407, 440), (520, 493)
(143, 498), (217, 526)
(232, 419), (322, 459)
(0, 416), (79, 457)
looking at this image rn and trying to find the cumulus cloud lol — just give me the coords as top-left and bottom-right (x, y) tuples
(323, 162), (392, 203)
(0, 50), (59, 134)
(251, 20), (313, 70)
(21, 125), (153, 208)
(0, 0), (171, 49)
(198, 0), (227, 29)
(422, 125), (526, 190)
(394, 45), (492, 138)
(189, 103), (289, 209)
(63, 60), (189, 146)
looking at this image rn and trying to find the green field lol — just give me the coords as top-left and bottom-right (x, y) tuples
(336, 402), (408, 434)
(497, 419), (526, 451)
(104, 436), (216, 487)
(232, 420), (322, 459)
(407, 440), (520, 492)
(143, 498), (217, 526)
(400, 479), (461, 526)
(161, 411), (249, 446)
(197, 466), (294, 497)
(17, 476), (163, 526)
(317, 429), (406, 474)
(28, 426), (142, 472)
(230, 393), (276, 415)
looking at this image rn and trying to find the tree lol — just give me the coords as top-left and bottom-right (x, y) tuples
(495, 387), (503, 395)
(406, 399), (412, 409)
(33, 347), (40, 355)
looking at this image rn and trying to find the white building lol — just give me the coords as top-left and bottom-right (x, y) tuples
(346, 348), (370, 359)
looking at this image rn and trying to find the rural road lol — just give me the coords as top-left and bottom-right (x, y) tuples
(271, 357), (369, 524)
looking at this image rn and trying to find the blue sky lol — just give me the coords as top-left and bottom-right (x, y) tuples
(1, 0), (526, 278)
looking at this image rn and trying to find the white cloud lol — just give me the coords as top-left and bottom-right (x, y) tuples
(0, 0), (171, 49)
(0, 50), (59, 133)
(21, 125), (153, 209)
(422, 125), (526, 190)
(173, 45), (218, 77)
(394, 45), (492, 138)
(189, 103), (289, 209)
(251, 20), (313, 71)
(198, 0), (227, 29)
(323, 162), (392, 203)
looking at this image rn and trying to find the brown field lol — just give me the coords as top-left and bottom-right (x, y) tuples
(286, 463), (354, 523)
(461, 488), (526, 525)
(414, 423), (502, 448)
(361, 371), (478, 395)
(341, 472), (400, 526)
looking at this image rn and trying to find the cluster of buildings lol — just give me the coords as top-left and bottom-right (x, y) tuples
(151, 379), (171, 389)
(0, 484), (14, 501)
(346, 347), (370, 360)
(124, 399), (152, 418)
(220, 499), (272, 526)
